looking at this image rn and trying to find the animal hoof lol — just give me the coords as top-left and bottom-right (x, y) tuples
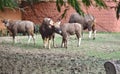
(93, 37), (95, 40)
(44, 46), (47, 49)
(48, 47), (51, 49)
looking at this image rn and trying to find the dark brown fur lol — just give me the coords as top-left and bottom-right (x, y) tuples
(39, 18), (55, 49)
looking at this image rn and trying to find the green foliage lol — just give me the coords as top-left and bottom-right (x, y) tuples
(94, 0), (107, 8)
(56, 0), (84, 16)
(56, 0), (64, 12)
(116, 2), (120, 19)
(0, 0), (18, 11)
(26, 0), (42, 4)
(82, 0), (92, 6)
(56, 0), (108, 19)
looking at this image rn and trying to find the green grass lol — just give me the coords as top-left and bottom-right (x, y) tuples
(1, 32), (120, 60)
(0, 32), (120, 74)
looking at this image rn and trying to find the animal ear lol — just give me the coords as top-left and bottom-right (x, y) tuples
(53, 21), (61, 28)
(56, 21), (61, 26)
(49, 20), (54, 25)
(57, 21), (61, 25)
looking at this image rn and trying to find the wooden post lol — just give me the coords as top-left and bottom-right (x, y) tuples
(104, 60), (120, 74)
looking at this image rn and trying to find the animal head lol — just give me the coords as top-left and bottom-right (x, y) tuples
(49, 19), (54, 25)
(52, 21), (62, 34)
(42, 18), (54, 29)
(48, 19), (54, 28)
(1, 19), (10, 27)
(42, 18), (62, 34)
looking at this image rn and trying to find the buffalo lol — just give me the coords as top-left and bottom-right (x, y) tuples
(69, 13), (96, 40)
(53, 21), (82, 48)
(39, 18), (57, 49)
(1, 19), (35, 44)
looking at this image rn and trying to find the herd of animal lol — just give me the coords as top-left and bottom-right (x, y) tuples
(1, 13), (96, 49)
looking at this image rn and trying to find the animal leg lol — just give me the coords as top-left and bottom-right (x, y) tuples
(28, 35), (32, 44)
(88, 31), (92, 38)
(43, 38), (47, 48)
(61, 38), (65, 48)
(43, 40), (46, 48)
(92, 21), (96, 40)
(63, 36), (67, 48)
(76, 33), (81, 47)
(33, 36), (35, 45)
(52, 35), (55, 47)
(12, 33), (17, 44)
(32, 34), (35, 45)
(46, 38), (49, 48)
(64, 39), (67, 48)
(78, 37), (81, 47)
(12, 31), (17, 44)
(52, 38), (54, 47)
(29, 31), (35, 45)
(48, 39), (51, 49)
(93, 30), (96, 40)
(13, 35), (16, 44)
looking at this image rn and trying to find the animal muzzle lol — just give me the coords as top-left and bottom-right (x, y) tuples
(48, 25), (52, 28)
(56, 28), (62, 34)
(59, 30), (62, 34)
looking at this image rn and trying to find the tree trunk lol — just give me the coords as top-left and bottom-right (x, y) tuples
(104, 60), (120, 74)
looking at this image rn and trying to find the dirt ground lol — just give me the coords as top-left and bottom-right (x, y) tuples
(0, 36), (106, 74)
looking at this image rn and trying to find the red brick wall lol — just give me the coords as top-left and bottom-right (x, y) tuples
(0, 1), (117, 32)
(0, 2), (119, 32)
(22, 2), (75, 24)
(82, 1), (120, 32)
(22, 1), (120, 32)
